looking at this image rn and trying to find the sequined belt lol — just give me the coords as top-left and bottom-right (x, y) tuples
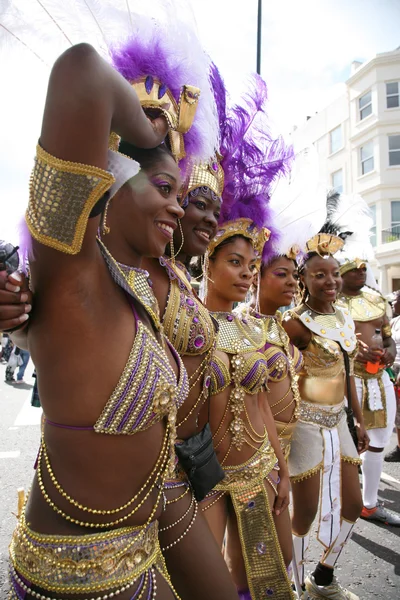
(299, 400), (345, 430)
(9, 514), (162, 596)
(354, 361), (384, 380)
(214, 438), (277, 491)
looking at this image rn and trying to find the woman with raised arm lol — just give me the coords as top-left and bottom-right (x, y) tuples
(5, 9), (241, 597)
(283, 203), (369, 600)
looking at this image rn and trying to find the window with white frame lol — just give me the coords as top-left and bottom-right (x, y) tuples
(370, 204), (376, 246)
(360, 141), (374, 175)
(330, 125), (342, 154)
(389, 134), (400, 166)
(391, 201), (400, 229)
(359, 90), (372, 120)
(331, 169), (343, 193)
(386, 82), (399, 109)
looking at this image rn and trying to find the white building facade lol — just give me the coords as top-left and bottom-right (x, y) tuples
(291, 48), (400, 294)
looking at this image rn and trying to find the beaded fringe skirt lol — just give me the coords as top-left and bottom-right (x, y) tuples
(8, 514), (176, 599)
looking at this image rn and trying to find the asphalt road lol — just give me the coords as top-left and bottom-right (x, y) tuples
(0, 361), (399, 599)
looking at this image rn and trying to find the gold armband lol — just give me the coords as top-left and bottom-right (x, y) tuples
(26, 145), (115, 255)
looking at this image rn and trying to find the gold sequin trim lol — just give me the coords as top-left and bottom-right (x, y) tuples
(290, 462), (324, 483)
(299, 401), (346, 430)
(341, 455), (362, 466)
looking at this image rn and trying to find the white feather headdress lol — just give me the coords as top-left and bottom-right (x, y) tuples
(332, 193), (374, 265)
(265, 146), (327, 263)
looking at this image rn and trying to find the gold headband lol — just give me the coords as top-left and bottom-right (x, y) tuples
(131, 77), (200, 161)
(180, 155), (224, 201)
(208, 218), (271, 267)
(285, 244), (302, 260)
(339, 258), (367, 276)
(305, 233), (344, 257)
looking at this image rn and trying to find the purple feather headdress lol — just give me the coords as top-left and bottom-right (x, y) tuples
(207, 74), (293, 262)
(110, 15), (219, 170)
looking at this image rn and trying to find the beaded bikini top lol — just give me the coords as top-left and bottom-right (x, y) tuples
(237, 305), (303, 382)
(210, 312), (269, 396)
(285, 304), (357, 380)
(160, 257), (216, 356)
(336, 286), (386, 322)
(47, 241), (189, 436)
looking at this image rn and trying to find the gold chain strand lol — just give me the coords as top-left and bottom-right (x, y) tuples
(243, 404), (266, 439)
(10, 565), (142, 600)
(41, 428), (169, 515)
(269, 386), (291, 409)
(161, 499), (198, 552)
(276, 412), (295, 438)
(201, 491), (225, 512)
(177, 348), (214, 427)
(213, 425), (230, 450)
(272, 397), (295, 419)
(36, 428), (170, 529)
(220, 438), (234, 466)
(211, 399), (230, 442)
(165, 486), (190, 505)
(158, 494), (194, 532)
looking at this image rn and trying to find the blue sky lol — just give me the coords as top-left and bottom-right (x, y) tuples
(0, 0), (399, 240)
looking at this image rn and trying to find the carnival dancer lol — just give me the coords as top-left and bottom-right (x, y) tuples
(283, 203), (369, 600)
(245, 147), (327, 460)
(334, 195), (399, 526)
(239, 149), (326, 594)
(199, 75), (295, 600)
(1, 4), (240, 599)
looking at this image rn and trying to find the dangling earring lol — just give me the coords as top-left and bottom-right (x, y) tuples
(169, 219), (184, 265)
(255, 272), (261, 313)
(169, 235), (176, 265)
(101, 198), (111, 235)
(175, 219), (184, 257)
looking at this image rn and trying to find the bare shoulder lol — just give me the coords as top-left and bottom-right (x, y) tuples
(282, 310), (310, 349)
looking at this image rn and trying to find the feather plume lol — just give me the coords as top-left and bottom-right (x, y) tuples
(1, 1), (219, 164)
(111, 14), (219, 165)
(219, 74), (293, 249)
(265, 146), (327, 263)
(332, 193), (374, 261)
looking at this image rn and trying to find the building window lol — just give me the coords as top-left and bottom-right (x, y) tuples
(331, 169), (343, 193)
(359, 90), (372, 120)
(386, 82), (399, 109)
(391, 201), (400, 229)
(330, 125), (342, 154)
(360, 141), (374, 175)
(389, 134), (400, 166)
(370, 204), (376, 246)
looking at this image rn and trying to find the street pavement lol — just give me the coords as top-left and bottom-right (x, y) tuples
(0, 360), (399, 599)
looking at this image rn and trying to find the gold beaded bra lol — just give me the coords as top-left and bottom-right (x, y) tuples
(210, 312), (269, 396)
(160, 257), (215, 355)
(209, 312), (269, 454)
(46, 242), (189, 435)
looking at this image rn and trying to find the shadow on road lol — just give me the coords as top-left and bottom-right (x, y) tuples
(352, 532), (400, 575)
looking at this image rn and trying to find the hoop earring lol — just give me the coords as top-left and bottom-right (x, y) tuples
(101, 198), (111, 235)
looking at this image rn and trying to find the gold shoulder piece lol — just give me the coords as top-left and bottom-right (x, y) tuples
(27, 145), (115, 255)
